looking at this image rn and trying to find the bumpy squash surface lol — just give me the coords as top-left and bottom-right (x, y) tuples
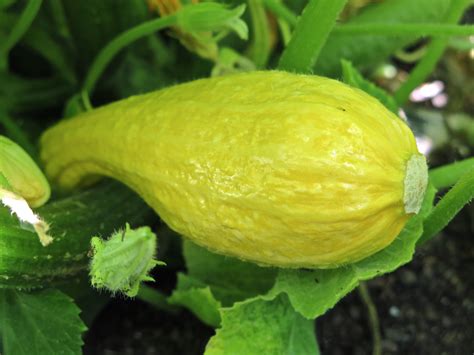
(40, 71), (427, 268)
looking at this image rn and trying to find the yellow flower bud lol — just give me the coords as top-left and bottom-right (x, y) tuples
(0, 136), (50, 207)
(1, 135), (52, 246)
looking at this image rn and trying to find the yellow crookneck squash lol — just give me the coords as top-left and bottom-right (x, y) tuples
(40, 71), (428, 268)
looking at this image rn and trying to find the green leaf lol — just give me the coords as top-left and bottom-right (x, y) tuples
(183, 241), (277, 306)
(205, 294), (319, 355)
(315, 0), (454, 77)
(341, 59), (399, 115)
(0, 288), (87, 355)
(268, 268), (358, 319)
(168, 242), (277, 326)
(168, 274), (221, 327)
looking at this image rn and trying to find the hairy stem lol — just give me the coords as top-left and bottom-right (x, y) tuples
(418, 167), (474, 245)
(278, 0), (348, 73)
(429, 157), (474, 189)
(137, 284), (180, 314)
(333, 23), (474, 36)
(0, 0), (43, 70)
(358, 282), (382, 355)
(247, 0), (272, 68)
(81, 15), (177, 100)
(262, 0), (298, 27)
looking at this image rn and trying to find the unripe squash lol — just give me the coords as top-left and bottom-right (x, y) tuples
(40, 71), (428, 268)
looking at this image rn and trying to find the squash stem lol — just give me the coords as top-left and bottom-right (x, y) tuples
(81, 15), (178, 101)
(137, 284), (180, 314)
(278, 0), (348, 73)
(429, 157), (474, 190)
(358, 282), (382, 355)
(418, 167), (474, 245)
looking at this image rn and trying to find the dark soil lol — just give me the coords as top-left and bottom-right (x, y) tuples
(83, 303), (214, 355)
(84, 205), (473, 355)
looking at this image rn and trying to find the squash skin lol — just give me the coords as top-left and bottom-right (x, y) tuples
(41, 71), (425, 268)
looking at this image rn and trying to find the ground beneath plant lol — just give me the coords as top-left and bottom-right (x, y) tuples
(84, 211), (473, 355)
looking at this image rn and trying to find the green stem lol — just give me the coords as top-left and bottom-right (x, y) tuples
(358, 282), (382, 355)
(0, 0), (43, 70)
(277, 16), (292, 46)
(81, 15), (178, 100)
(247, 0), (272, 68)
(262, 0), (298, 27)
(278, 0), (348, 73)
(429, 157), (474, 189)
(137, 284), (180, 314)
(418, 167), (474, 245)
(394, 46), (427, 63)
(394, 0), (470, 106)
(47, 0), (74, 43)
(333, 23), (474, 37)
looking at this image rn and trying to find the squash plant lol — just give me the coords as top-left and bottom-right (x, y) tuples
(0, 0), (473, 354)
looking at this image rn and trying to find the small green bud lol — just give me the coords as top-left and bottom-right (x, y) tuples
(177, 3), (248, 40)
(211, 47), (256, 77)
(89, 224), (164, 297)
